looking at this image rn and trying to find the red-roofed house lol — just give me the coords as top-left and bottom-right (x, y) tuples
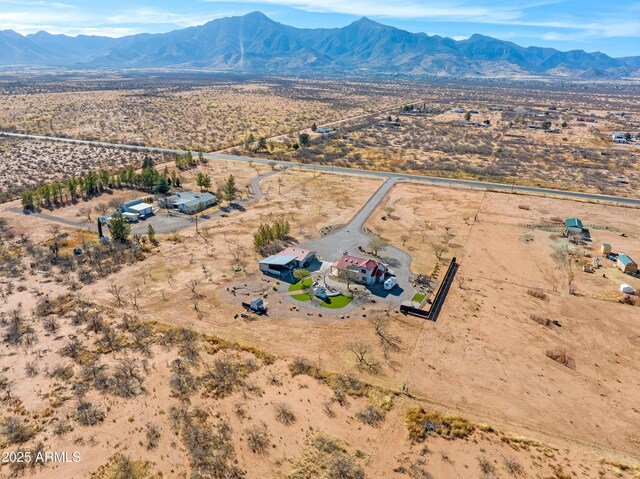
(331, 252), (387, 285)
(278, 247), (317, 268)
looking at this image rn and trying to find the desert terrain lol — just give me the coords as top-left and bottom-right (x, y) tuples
(0, 74), (639, 479)
(1, 153), (639, 478)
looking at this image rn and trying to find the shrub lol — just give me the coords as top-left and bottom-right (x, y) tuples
(355, 405), (385, 426)
(478, 456), (496, 478)
(504, 457), (524, 476)
(289, 357), (315, 377)
(1, 417), (34, 444)
(274, 402), (296, 426)
(146, 423), (161, 450)
(75, 401), (105, 426)
(245, 422), (270, 454)
(404, 407), (475, 441)
(200, 355), (258, 399)
(328, 456), (365, 479)
(95, 454), (159, 479)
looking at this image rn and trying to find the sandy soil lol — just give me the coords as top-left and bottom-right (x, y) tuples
(1, 160), (640, 478)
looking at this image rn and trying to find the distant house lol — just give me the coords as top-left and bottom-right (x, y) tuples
(612, 133), (628, 144)
(617, 254), (638, 274)
(162, 191), (216, 214)
(278, 247), (317, 268)
(564, 218), (584, 236)
(601, 243), (612, 255)
(122, 199), (154, 218)
(259, 254), (298, 277)
(331, 252), (387, 285)
(316, 127), (335, 135)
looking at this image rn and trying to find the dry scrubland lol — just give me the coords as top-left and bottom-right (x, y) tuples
(0, 75), (421, 151)
(1, 74), (640, 477)
(289, 110), (639, 196)
(0, 137), (152, 202)
(227, 80), (640, 196)
(1, 297), (634, 479)
(1, 160), (639, 477)
(2, 74), (639, 195)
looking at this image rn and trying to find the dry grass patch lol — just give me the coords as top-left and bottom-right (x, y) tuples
(92, 454), (160, 479)
(405, 407), (475, 441)
(289, 433), (365, 479)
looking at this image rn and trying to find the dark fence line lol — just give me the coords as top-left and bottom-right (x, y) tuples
(399, 304), (431, 318)
(400, 257), (459, 321)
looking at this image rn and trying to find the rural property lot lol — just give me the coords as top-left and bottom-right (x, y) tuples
(1, 73), (640, 479)
(1, 158), (640, 478)
(44, 176), (637, 457)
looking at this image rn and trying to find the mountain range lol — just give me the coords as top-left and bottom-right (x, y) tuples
(1, 11), (639, 78)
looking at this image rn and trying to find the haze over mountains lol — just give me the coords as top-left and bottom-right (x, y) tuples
(1, 11), (639, 79)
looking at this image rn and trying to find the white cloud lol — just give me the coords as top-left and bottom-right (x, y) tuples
(0, 4), (220, 36)
(106, 8), (220, 27)
(202, 0), (640, 39)
(203, 0), (524, 22)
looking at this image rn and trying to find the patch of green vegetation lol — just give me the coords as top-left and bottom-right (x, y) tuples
(412, 293), (426, 303)
(319, 294), (352, 309)
(289, 278), (313, 291)
(291, 292), (313, 302)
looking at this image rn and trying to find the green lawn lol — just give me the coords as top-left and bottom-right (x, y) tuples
(412, 293), (426, 303)
(288, 278), (313, 292)
(291, 292), (313, 302)
(319, 294), (353, 309)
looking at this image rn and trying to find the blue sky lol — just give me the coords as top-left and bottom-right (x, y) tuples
(1, 0), (639, 57)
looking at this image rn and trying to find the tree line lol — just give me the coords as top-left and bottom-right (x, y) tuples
(253, 219), (291, 254)
(21, 156), (173, 211)
(174, 150), (207, 170)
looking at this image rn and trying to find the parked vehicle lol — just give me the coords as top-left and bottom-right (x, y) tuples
(383, 276), (398, 290)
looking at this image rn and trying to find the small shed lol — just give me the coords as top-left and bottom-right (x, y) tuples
(617, 254), (638, 274)
(601, 243), (612, 254)
(249, 297), (265, 311)
(564, 218), (584, 236)
(620, 284), (634, 294)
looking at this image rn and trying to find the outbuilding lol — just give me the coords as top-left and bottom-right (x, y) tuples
(601, 243), (612, 254)
(617, 254), (638, 274)
(564, 218), (584, 236)
(258, 255), (298, 277)
(278, 247), (317, 268)
(121, 199), (154, 218)
(126, 202), (153, 217)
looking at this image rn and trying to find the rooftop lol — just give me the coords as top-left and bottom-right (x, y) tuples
(333, 253), (383, 271)
(259, 255), (298, 266)
(565, 218), (583, 229)
(127, 202), (153, 212)
(618, 254), (636, 266)
(279, 247), (316, 262)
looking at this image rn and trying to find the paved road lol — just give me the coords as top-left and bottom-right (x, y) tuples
(9, 170), (278, 234)
(302, 178), (416, 304)
(2, 131), (639, 206)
